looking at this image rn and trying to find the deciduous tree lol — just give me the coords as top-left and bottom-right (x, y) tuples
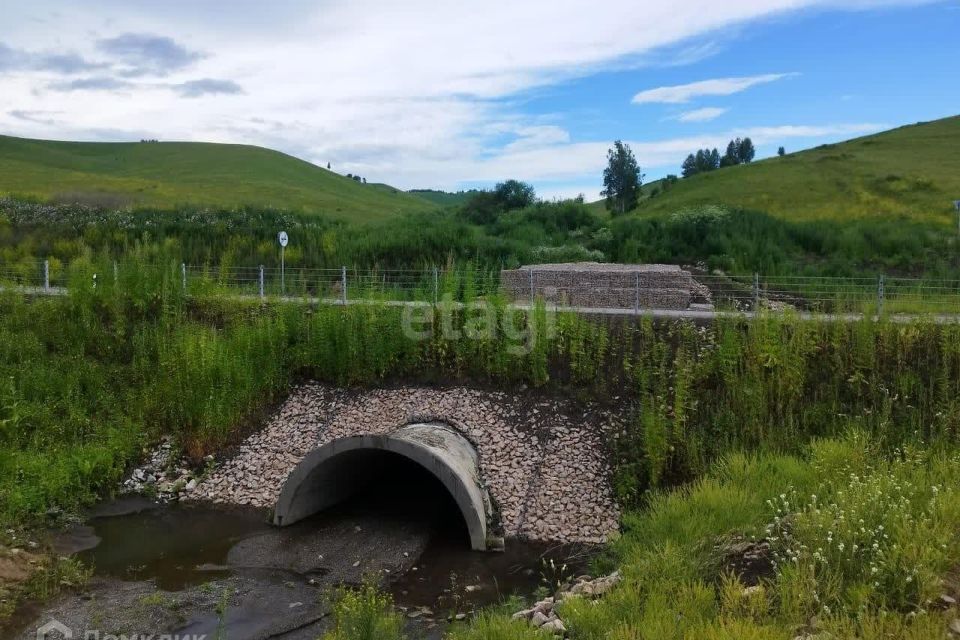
(601, 140), (642, 214)
(739, 137), (756, 163)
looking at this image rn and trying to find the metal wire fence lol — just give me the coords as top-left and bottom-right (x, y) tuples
(2, 259), (960, 317)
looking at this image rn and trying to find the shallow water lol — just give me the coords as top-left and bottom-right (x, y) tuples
(18, 459), (590, 639)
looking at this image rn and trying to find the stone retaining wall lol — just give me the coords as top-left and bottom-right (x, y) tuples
(500, 262), (709, 310)
(186, 384), (622, 545)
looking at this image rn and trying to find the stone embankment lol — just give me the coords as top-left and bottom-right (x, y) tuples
(120, 437), (199, 502)
(186, 384), (621, 544)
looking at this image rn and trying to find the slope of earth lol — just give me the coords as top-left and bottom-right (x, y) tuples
(600, 115), (960, 225)
(0, 135), (436, 222)
(408, 189), (481, 207)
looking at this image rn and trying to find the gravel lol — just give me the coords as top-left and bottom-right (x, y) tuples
(186, 384), (621, 545)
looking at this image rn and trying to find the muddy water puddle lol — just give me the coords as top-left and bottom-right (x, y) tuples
(13, 478), (590, 639)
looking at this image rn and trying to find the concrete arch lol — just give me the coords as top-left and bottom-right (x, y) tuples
(273, 423), (492, 550)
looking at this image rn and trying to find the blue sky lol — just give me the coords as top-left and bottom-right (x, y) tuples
(1, 0), (958, 200)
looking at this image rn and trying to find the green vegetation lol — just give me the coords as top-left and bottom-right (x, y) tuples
(601, 140), (642, 214)
(7, 179), (960, 282)
(408, 189), (481, 207)
(0, 552), (90, 619)
(4, 257), (960, 635)
(338, 434), (960, 639)
(681, 137), (756, 177)
(5, 255), (960, 521)
(4, 115), (960, 638)
(3, 116), (959, 281)
(0, 135), (435, 222)
(630, 116), (960, 224)
(514, 433), (960, 639)
(322, 582), (406, 640)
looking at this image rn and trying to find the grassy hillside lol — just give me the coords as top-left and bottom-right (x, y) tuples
(0, 135), (436, 222)
(602, 116), (960, 225)
(408, 189), (481, 207)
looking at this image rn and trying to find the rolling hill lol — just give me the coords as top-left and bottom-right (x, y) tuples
(598, 115), (960, 226)
(0, 135), (436, 222)
(407, 189), (481, 207)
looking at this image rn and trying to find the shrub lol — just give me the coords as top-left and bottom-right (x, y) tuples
(321, 582), (405, 640)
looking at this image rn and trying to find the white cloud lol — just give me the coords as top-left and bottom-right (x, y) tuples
(632, 73), (795, 104)
(675, 107), (729, 122)
(502, 126), (571, 153)
(359, 122), (886, 193)
(0, 0), (926, 194)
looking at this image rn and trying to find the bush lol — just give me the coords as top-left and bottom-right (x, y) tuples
(321, 583), (405, 640)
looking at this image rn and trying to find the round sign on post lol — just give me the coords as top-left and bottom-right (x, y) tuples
(278, 231), (288, 294)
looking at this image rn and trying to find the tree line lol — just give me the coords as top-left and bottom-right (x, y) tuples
(595, 136), (790, 215)
(398, 134), (776, 222)
(681, 137), (755, 177)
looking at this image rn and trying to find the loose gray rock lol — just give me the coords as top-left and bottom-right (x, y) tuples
(186, 384), (622, 544)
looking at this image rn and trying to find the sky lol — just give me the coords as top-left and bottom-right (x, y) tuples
(1, 1), (958, 200)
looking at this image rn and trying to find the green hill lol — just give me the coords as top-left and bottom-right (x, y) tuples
(408, 189), (481, 207)
(598, 116), (960, 225)
(0, 135), (436, 221)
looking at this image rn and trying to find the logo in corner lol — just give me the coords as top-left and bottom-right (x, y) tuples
(36, 619), (73, 640)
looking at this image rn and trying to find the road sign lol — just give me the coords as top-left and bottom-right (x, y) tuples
(278, 231), (289, 293)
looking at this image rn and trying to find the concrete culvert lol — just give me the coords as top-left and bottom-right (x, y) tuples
(273, 423), (494, 550)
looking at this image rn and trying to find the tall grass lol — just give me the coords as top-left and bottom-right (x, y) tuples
(550, 433), (960, 640)
(336, 434), (960, 639)
(321, 582), (406, 640)
(6, 256), (960, 638)
(5, 197), (960, 279)
(4, 256), (960, 526)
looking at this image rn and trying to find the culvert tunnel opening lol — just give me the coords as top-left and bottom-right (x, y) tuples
(314, 449), (469, 545)
(275, 450), (480, 549)
(274, 426), (493, 550)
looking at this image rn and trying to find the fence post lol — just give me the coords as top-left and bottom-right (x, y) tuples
(753, 273), (760, 312)
(181, 263), (187, 293)
(43, 259), (49, 292)
(341, 266), (347, 305)
(259, 265), (265, 299)
(529, 268), (534, 306)
(433, 267), (439, 305)
(634, 271), (640, 314)
(877, 274), (885, 317)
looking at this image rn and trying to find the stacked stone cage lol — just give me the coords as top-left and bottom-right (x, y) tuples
(500, 262), (709, 311)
